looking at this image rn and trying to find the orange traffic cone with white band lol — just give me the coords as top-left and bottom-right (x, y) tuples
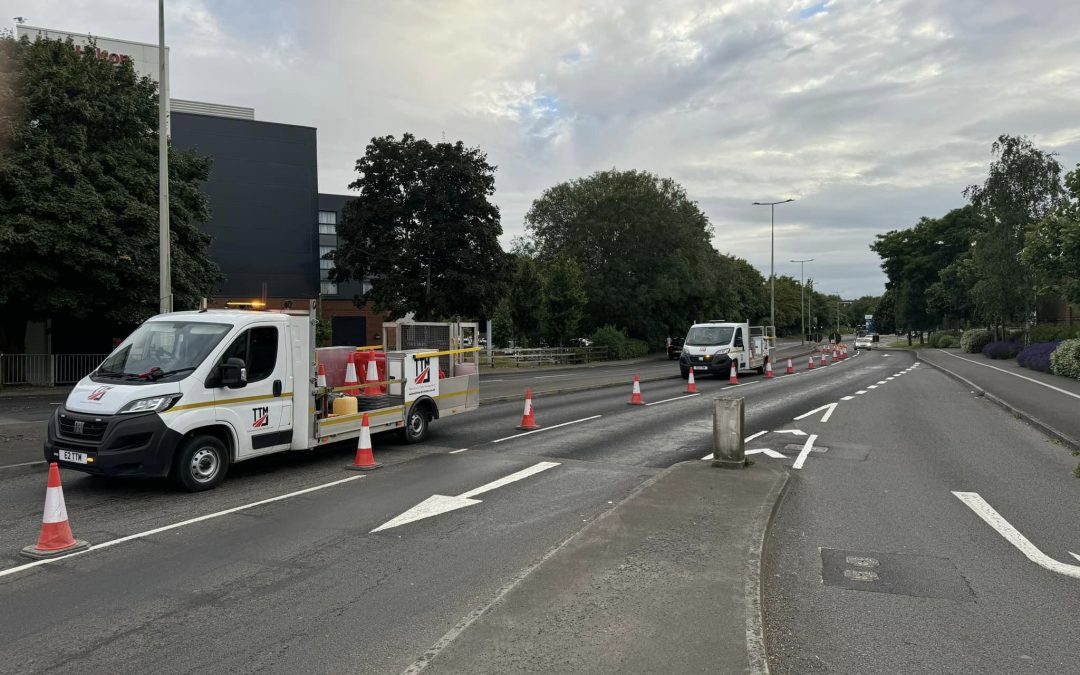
(346, 413), (381, 471)
(344, 352), (360, 396)
(808, 355), (815, 370)
(729, 362), (739, 385)
(517, 388), (539, 429)
(819, 353), (827, 367)
(317, 362), (327, 388)
(364, 357), (383, 396)
(21, 463), (89, 559)
(786, 358), (795, 374)
(765, 358), (774, 379)
(686, 368), (698, 394)
(628, 374), (645, 405)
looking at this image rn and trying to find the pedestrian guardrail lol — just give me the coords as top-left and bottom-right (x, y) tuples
(1, 353), (108, 387)
(486, 346), (611, 367)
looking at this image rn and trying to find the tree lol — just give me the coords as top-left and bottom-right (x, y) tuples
(1023, 165), (1080, 306)
(0, 35), (220, 350)
(524, 169), (724, 344)
(508, 256), (543, 345)
(964, 135), (1064, 334)
(331, 133), (507, 321)
(490, 296), (514, 348)
(540, 256), (587, 346)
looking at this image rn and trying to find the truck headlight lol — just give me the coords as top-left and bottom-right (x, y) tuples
(716, 348), (730, 356)
(118, 394), (183, 414)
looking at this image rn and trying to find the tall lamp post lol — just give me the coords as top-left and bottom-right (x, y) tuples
(836, 299), (852, 339)
(753, 199), (794, 332)
(158, 0), (172, 313)
(790, 258), (813, 345)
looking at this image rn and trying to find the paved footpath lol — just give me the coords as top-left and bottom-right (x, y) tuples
(916, 347), (1080, 450)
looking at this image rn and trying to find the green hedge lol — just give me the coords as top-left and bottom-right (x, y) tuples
(590, 325), (650, 359)
(1031, 324), (1080, 342)
(960, 329), (992, 353)
(937, 335), (956, 348)
(1050, 338), (1080, 380)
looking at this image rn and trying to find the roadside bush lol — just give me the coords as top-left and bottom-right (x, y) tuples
(937, 335), (956, 348)
(622, 338), (649, 359)
(1017, 341), (1061, 373)
(590, 325), (627, 359)
(1031, 324), (1080, 342)
(960, 329), (992, 354)
(1050, 338), (1080, 380)
(982, 341), (1022, 359)
(1005, 329), (1025, 343)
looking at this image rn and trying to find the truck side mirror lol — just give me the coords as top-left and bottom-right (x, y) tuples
(215, 357), (247, 389)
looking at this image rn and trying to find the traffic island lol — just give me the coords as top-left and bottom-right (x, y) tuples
(421, 460), (788, 674)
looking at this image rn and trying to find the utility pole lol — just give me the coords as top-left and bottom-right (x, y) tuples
(790, 258), (813, 345)
(752, 199), (794, 332)
(158, 0), (172, 313)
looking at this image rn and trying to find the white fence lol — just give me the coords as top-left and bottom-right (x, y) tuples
(486, 346), (611, 367)
(1, 354), (109, 387)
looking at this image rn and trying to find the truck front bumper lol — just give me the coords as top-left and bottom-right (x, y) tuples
(44, 406), (183, 478)
(680, 354), (733, 376)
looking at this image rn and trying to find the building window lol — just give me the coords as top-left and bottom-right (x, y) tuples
(320, 245), (335, 270)
(321, 281), (338, 295)
(318, 210), (337, 234)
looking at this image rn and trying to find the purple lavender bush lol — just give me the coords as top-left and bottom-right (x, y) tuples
(982, 341), (1022, 359)
(1016, 341), (1060, 372)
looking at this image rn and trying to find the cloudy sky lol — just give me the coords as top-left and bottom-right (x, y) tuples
(8, 0), (1080, 298)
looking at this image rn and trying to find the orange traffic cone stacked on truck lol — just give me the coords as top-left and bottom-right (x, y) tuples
(21, 463), (90, 559)
(343, 352), (360, 396)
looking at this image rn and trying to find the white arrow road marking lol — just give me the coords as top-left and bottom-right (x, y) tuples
(1071, 552), (1080, 563)
(791, 434), (819, 470)
(747, 448), (787, 459)
(370, 462), (560, 533)
(952, 491), (1080, 580)
(794, 402), (837, 423)
(774, 429), (807, 436)
(700, 430), (769, 460)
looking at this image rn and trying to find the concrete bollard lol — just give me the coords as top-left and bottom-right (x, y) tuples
(712, 396), (747, 469)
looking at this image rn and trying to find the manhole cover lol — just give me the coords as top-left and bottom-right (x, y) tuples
(821, 548), (973, 601)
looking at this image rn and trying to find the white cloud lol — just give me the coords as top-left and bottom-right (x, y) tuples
(7, 0), (1080, 298)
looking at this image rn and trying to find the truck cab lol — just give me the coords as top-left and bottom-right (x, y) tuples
(677, 321), (773, 379)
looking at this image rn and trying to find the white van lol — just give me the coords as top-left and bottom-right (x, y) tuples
(677, 321), (774, 379)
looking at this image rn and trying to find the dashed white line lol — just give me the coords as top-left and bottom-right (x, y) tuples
(644, 393), (700, 406)
(868, 385), (878, 389)
(886, 377), (895, 380)
(792, 433), (819, 470)
(841, 395), (854, 401)
(876, 380), (887, 384)
(449, 449), (468, 454)
(855, 390), (868, 395)
(491, 415), (601, 443)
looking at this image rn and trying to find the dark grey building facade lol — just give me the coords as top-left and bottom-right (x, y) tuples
(172, 111), (319, 300)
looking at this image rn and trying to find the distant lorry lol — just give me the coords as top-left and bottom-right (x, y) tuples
(677, 321), (775, 379)
(44, 302), (480, 491)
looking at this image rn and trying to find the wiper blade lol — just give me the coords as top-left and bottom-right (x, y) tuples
(155, 367), (196, 378)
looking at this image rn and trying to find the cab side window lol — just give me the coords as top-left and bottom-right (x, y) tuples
(219, 327), (278, 383)
(734, 328), (744, 348)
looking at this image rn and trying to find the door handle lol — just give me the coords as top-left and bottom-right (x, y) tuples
(273, 380), (282, 397)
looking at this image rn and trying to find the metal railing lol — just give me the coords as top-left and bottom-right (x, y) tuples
(1, 353), (109, 387)
(486, 346), (611, 367)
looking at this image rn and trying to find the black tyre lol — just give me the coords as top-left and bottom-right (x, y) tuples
(403, 405), (430, 444)
(172, 434), (229, 492)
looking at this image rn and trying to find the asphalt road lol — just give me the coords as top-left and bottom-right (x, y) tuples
(763, 350), (1080, 675)
(0, 344), (857, 674)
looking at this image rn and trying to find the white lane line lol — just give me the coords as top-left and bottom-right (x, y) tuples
(1071, 552), (1080, 563)
(483, 379), (506, 382)
(645, 393), (700, 406)
(841, 395), (854, 401)
(0, 475), (365, 580)
(792, 433), (819, 470)
(937, 350), (1080, 401)
(700, 430), (769, 460)
(449, 449), (468, 454)
(868, 385), (878, 389)
(534, 374), (571, 379)
(774, 429), (807, 436)
(794, 403), (837, 423)
(855, 390), (868, 395)
(490, 415), (601, 443)
(877, 380), (887, 384)
(952, 491), (1080, 580)
(0, 460), (46, 470)
(886, 376), (895, 380)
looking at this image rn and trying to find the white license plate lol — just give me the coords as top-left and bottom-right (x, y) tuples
(693, 365), (709, 371)
(59, 450), (88, 464)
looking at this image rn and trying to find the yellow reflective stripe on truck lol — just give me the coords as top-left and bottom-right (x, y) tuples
(164, 392), (294, 413)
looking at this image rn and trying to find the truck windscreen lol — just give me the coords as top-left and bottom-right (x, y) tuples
(94, 321), (233, 383)
(685, 326), (734, 346)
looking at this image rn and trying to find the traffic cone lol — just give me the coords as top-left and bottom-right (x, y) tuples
(686, 368), (698, 394)
(517, 388), (539, 429)
(819, 353), (827, 367)
(21, 463), (89, 559)
(364, 357), (383, 396)
(786, 358), (795, 375)
(728, 362), (739, 385)
(344, 352), (360, 396)
(808, 355), (816, 370)
(346, 413), (381, 471)
(765, 358), (774, 379)
(843, 345), (848, 359)
(316, 362), (327, 388)
(628, 373), (645, 405)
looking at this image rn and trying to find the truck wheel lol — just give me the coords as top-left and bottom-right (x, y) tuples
(172, 434), (229, 492)
(403, 406), (430, 444)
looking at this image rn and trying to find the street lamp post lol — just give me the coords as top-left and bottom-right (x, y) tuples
(158, 0), (172, 313)
(753, 199), (794, 332)
(790, 258), (813, 345)
(836, 299), (852, 338)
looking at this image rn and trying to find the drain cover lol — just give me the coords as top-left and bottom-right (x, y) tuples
(821, 548), (973, 601)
